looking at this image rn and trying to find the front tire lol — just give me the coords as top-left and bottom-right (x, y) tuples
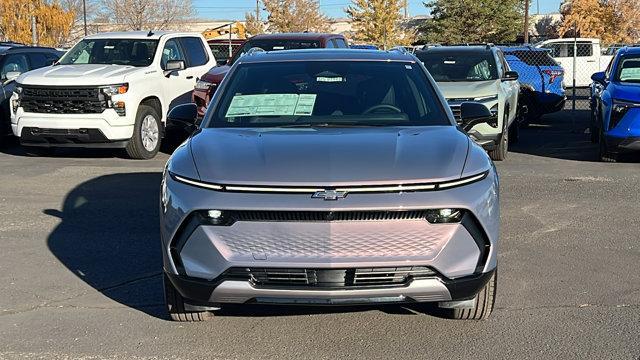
(125, 104), (161, 159)
(164, 274), (214, 322)
(489, 111), (509, 161)
(450, 271), (496, 320)
(599, 130), (617, 163)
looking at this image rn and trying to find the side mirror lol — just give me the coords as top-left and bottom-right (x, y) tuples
(3, 71), (21, 84)
(459, 102), (498, 132)
(167, 103), (199, 131)
(591, 71), (607, 85)
(217, 59), (228, 66)
(164, 60), (186, 77)
(502, 71), (519, 81)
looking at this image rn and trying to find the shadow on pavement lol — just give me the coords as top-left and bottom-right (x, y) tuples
(509, 109), (600, 162)
(45, 172), (166, 318)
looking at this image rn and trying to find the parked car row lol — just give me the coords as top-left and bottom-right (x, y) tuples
(6, 31), (635, 163)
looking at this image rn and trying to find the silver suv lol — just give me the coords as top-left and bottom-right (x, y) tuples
(160, 49), (500, 321)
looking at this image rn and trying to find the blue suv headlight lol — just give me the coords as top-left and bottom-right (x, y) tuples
(610, 99), (640, 130)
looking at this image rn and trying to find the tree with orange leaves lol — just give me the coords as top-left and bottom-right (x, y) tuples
(0, 0), (74, 47)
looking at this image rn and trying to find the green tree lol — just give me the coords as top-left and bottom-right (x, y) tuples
(420, 0), (525, 44)
(263, 0), (331, 33)
(346, 0), (414, 49)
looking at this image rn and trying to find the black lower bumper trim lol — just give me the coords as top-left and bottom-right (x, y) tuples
(606, 136), (640, 153)
(20, 127), (129, 148)
(165, 268), (497, 305)
(441, 269), (495, 300)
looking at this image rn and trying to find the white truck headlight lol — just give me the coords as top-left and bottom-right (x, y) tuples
(100, 83), (129, 96)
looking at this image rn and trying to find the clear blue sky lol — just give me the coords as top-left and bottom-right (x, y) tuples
(192, 0), (563, 21)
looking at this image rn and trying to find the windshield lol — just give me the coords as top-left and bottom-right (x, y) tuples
(59, 39), (158, 67)
(616, 56), (640, 83)
(416, 51), (498, 82)
(229, 39), (321, 65)
(207, 61), (449, 128)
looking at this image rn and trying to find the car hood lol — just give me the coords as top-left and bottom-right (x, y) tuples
(17, 64), (143, 86)
(611, 81), (640, 101)
(189, 126), (470, 186)
(436, 80), (500, 100)
(201, 65), (230, 83)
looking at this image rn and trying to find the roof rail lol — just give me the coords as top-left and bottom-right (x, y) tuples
(388, 46), (410, 55)
(244, 47), (266, 56)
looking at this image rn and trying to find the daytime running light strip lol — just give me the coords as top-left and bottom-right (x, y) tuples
(171, 171), (488, 194)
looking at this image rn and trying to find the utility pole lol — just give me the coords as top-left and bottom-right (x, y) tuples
(403, 0), (408, 19)
(83, 0), (88, 36)
(256, 0), (260, 21)
(537, 0), (540, 15)
(524, 0), (530, 43)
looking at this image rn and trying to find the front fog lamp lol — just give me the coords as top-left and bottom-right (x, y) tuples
(207, 210), (223, 219)
(200, 209), (233, 226)
(425, 209), (464, 224)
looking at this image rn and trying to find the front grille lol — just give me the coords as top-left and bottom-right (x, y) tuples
(20, 86), (107, 114)
(226, 210), (432, 222)
(224, 266), (435, 288)
(449, 104), (462, 122)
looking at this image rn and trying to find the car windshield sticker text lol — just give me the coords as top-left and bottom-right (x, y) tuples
(225, 94), (317, 117)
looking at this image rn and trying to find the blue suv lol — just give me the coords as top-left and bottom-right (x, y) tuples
(590, 46), (640, 162)
(501, 46), (566, 123)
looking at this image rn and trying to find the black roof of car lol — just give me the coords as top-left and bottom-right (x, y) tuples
(416, 45), (495, 54)
(237, 49), (416, 64)
(0, 45), (61, 55)
(250, 33), (345, 41)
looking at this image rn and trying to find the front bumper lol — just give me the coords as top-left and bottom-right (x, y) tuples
(165, 269), (495, 306)
(11, 107), (135, 142)
(604, 135), (640, 153)
(161, 169), (500, 306)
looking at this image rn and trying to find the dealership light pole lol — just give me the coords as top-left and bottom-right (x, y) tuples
(524, 0), (530, 43)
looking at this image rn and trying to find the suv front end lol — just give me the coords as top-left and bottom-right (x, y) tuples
(11, 82), (137, 147)
(161, 49), (500, 321)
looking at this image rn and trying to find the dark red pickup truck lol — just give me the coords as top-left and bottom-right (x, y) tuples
(192, 33), (349, 117)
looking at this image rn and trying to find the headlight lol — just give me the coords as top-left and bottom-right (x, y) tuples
(610, 99), (640, 130)
(473, 95), (498, 102)
(100, 83), (128, 96)
(425, 209), (464, 224)
(100, 84), (128, 116)
(195, 79), (213, 91)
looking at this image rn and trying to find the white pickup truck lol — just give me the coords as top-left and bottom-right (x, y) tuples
(11, 31), (216, 159)
(536, 38), (613, 88)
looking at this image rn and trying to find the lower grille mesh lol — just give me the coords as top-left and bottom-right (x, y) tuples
(224, 266), (435, 288)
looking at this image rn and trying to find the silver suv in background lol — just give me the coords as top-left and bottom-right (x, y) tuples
(160, 49), (500, 321)
(416, 45), (520, 161)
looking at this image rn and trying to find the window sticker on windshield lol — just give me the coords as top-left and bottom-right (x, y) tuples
(405, 65), (412, 69)
(444, 60), (456, 64)
(293, 94), (317, 115)
(225, 94), (316, 117)
(620, 68), (640, 81)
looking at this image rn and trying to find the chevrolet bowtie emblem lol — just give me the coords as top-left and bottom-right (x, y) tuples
(312, 189), (348, 201)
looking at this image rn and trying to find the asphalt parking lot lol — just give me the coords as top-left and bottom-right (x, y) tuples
(0, 110), (638, 360)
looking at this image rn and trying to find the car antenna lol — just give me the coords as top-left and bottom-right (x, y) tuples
(147, 30), (154, 37)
